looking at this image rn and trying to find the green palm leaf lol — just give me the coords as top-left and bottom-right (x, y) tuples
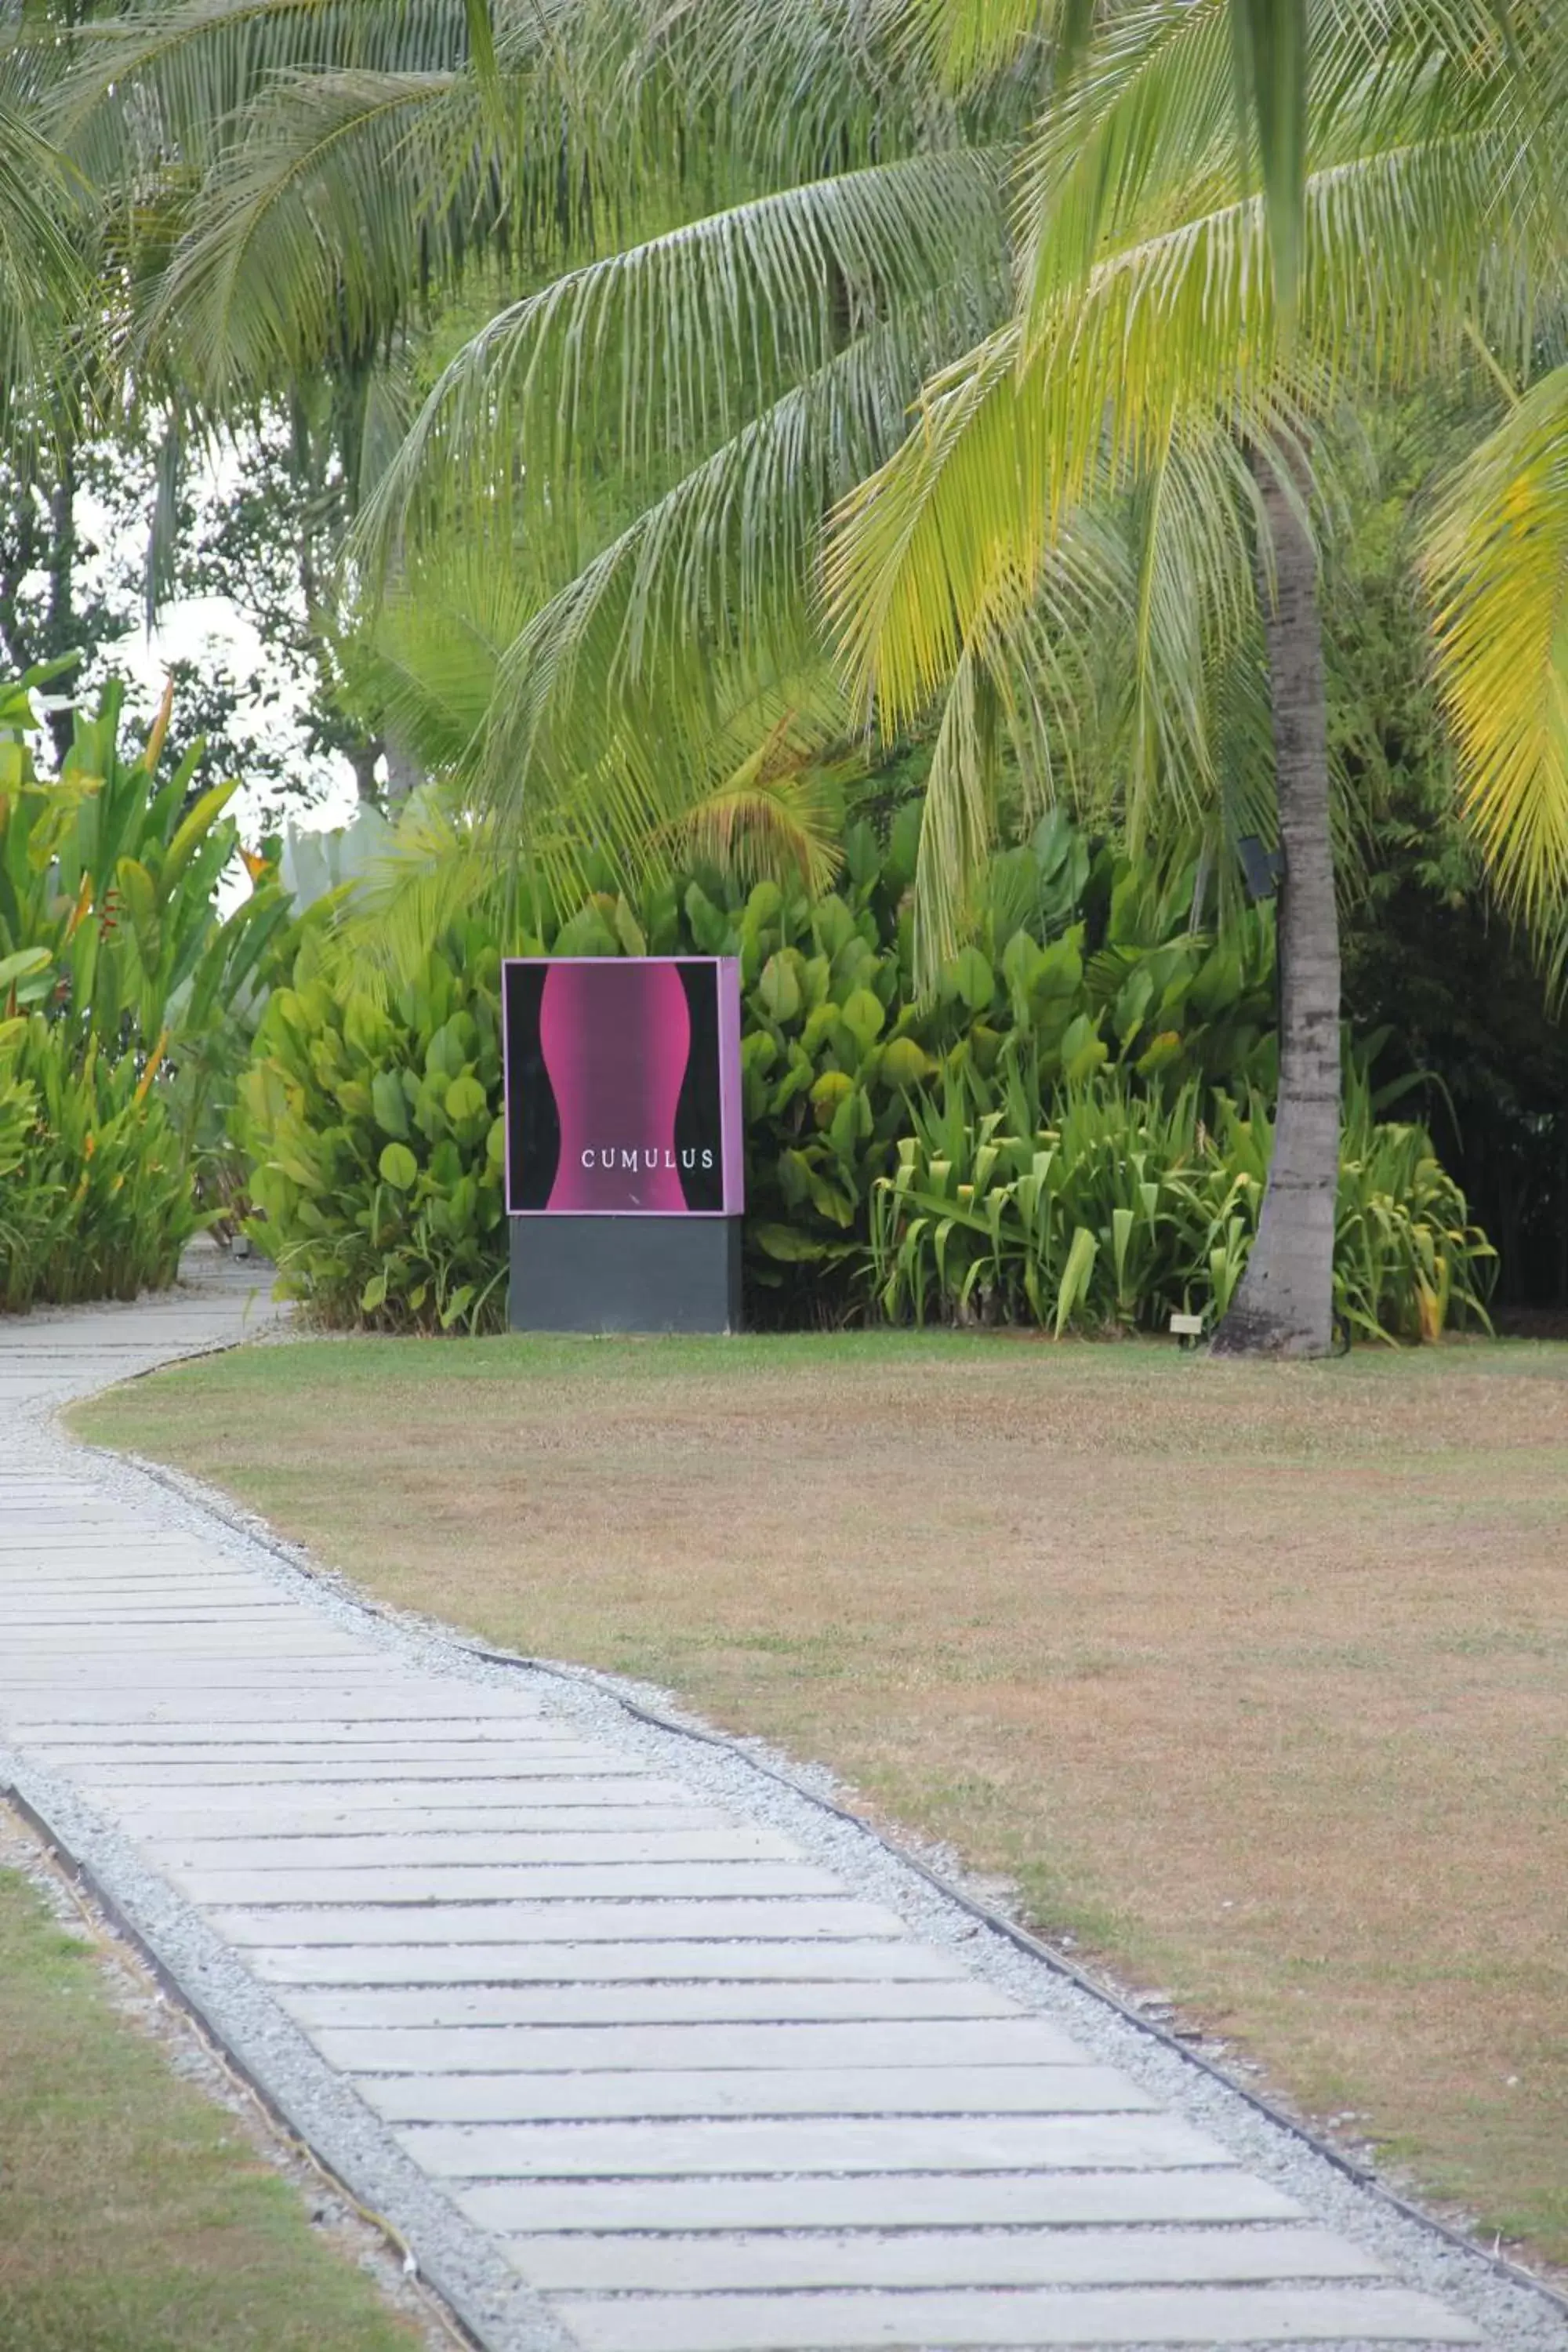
(1425, 364), (1568, 927)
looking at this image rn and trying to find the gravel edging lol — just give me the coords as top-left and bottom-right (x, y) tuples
(0, 1802), (471, 2352)
(0, 1749), (576, 2352)
(45, 1416), (1566, 2352)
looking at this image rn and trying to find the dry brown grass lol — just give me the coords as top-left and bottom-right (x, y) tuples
(75, 1330), (1568, 2270)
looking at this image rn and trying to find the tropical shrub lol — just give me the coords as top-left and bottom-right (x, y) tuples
(243, 811), (1492, 1341)
(0, 677), (292, 1088)
(252, 796), (1280, 1326)
(869, 1062), (1495, 1344)
(234, 924), (509, 1332)
(0, 670), (296, 1309)
(710, 811), (1276, 1305)
(0, 1014), (198, 1312)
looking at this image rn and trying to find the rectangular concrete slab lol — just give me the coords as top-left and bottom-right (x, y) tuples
(309, 2017), (1089, 2071)
(399, 2111), (1233, 2180)
(212, 1898), (908, 1946)
(470, 2165), (1308, 2234)
(60, 1759), (658, 1784)
(286, 1981), (1021, 2030)
(507, 2224), (1381, 2293)
(0, 1611), (283, 1625)
(106, 1798), (731, 1834)
(39, 1741), (617, 1767)
(171, 1862), (841, 1904)
(156, 1830), (801, 1864)
(12, 1712), (575, 1737)
(1, 1639), (371, 1662)
(249, 1940), (971, 1988)
(360, 2062), (1155, 2124)
(546, 2285), (1484, 2350)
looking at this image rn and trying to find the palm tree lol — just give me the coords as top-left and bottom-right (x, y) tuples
(822, 0), (1563, 1352)
(29, 0), (1316, 881)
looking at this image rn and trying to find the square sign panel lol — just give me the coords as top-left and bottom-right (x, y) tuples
(502, 956), (744, 1217)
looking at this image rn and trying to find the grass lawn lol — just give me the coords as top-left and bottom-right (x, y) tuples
(0, 1848), (424, 2352)
(74, 1329), (1568, 2272)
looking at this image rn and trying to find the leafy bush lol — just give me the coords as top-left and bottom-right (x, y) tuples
(869, 1062), (1495, 1343)
(506, 810), (1276, 1308)
(235, 924), (509, 1332)
(256, 796), (1279, 1327)
(244, 808), (1492, 1341)
(0, 670), (295, 1310)
(1, 678), (291, 1088)
(0, 1015), (198, 1312)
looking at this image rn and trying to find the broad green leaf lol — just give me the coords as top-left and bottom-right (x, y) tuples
(880, 1035), (935, 1089)
(379, 1141), (418, 1189)
(757, 950), (803, 1024)
(371, 1069), (410, 1137)
(839, 985), (885, 1047)
(445, 1072), (488, 1123)
(952, 944), (993, 1012)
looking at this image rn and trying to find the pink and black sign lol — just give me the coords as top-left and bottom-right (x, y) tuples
(502, 957), (744, 1218)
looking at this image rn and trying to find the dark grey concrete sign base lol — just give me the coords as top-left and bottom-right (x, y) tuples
(508, 1215), (742, 1334)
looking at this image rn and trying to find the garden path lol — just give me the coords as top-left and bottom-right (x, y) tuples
(0, 1266), (1506, 2351)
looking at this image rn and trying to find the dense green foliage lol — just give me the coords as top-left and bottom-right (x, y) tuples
(869, 1065), (1494, 1343)
(0, 672), (294, 1310)
(236, 799), (1489, 1340)
(238, 804), (1279, 1328)
(235, 922), (510, 1334)
(0, 1015), (196, 1310)
(7, 9), (1561, 1332)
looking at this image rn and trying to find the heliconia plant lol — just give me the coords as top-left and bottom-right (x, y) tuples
(0, 668), (299, 1311)
(0, 1014), (198, 1311)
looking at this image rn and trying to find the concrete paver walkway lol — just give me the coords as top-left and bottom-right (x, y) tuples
(0, 1272), (1509, 2350)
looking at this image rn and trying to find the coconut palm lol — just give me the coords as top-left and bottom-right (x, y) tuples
(820, 0), (1565, 1352)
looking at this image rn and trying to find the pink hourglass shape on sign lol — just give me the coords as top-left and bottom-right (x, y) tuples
(539, 960), (692, 1213)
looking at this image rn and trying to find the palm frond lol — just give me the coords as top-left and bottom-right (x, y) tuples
(364, 542), (541, 773)
(666, 719), (850, 897)
(1019, 0), (1548, 324)
(909, 0), (1057, 93)
(43, 0), (472, 183)
(139, 67), (494, 396)
(1425, 362), (1568, 927)
(454, 279), (998, 858)
(833, 99), (1551, 739)
(360, 147), (1008, 564)
(0, 96), (83, 412)
(323, 788), (503, 985)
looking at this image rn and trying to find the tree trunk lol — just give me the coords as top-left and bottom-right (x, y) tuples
(1211, 454), (1341, 1358)
(382, 731), (423, 806)
(44, 438), (78, 767)
(346, 735), (384, 804)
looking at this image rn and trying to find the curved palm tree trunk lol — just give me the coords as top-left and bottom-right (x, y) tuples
(1212, 456), (1341, 1357)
